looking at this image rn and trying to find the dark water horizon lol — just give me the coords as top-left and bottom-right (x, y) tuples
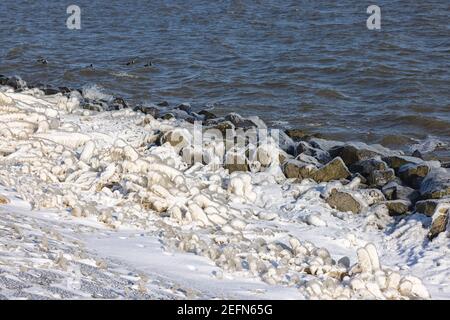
(0, 0), (449, 157)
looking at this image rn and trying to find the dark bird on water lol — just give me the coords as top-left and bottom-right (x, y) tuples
(144, 61), (153, 67)
(37, 58), (48, 65)
(126, 59), (137, 66)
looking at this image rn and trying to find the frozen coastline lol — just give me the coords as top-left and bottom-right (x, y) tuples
(0, 79), (449, 299)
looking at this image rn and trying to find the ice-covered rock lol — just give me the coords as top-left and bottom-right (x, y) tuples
(420, 167), (450, 199)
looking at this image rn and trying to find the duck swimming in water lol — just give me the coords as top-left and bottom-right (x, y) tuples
(37, 58), (48, 65)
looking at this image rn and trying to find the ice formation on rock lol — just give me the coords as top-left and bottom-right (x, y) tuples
(0, 87), (441, 299)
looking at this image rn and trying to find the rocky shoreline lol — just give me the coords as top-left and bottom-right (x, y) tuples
(0, 74), (449, 299)
(3, 74), (446, 239)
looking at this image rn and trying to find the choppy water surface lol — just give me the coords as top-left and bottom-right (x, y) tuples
(0, 0), (449, 155)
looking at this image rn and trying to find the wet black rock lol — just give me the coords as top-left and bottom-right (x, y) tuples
(420, 167), (450, 199)
(157, 101), (169, 107)
(175, 103), (192, 113)
(134, 105), (159, 117)
(382, 181), (420, 203)
(368, 169), (396, 188)
(411, 150), (423, 159)
(296, 141), (331, 164)
(0, 75), (8, 85)
(6, 76), (27, 90)
(349, 159), (388, 176)
(42, 88), (60, 95)
(185, 117), (196, 124)
(58, 87), (72, 94)
(224, 113), (257, 129)
(398, 163), (430, 189)
(162, 113), (175, 120)
(109, 97), (129, 110)
(382, 155), (423, 173)
(329, 145), (380, 166)
(198, 110), (217, 121)
(82, 99), (109, 112)
(210, 121), (235, 137)
(285, 129), (308, 141)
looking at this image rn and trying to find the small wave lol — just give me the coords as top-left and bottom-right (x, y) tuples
(315, 88), (348, 100)
(110, 71), (139, 79)
(409, 137), (448, 154)
(391, 114), (450, 133)
(270, 120), (290, 127)
(5, 44), (30, 59)
(82, 84), (113, 102)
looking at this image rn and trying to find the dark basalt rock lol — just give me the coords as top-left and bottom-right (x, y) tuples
(185, 117), (196, 124)
(82, 99), (109, 112)
(420, 168), (450, 199)
(175, 103), (192, 113)
(382, 155), (423, 173)
(134, 105), (159, 117)
(110, 97), (128, 110)
(157, 101), (169, 107)
(285, 129), (323, 141)
(224, 113), (257, 129)
(210, 121), (235, 137)
(412, 150), (423, 159)
(6, 76), (26, 90)
(198, 110), (217, 121)
(296, 141), (331, 164)
(42, 88), (60, 95)
(0, 75), (9, 85)
(398, 163), (430, 189)
(349, 158), (388, 176)
(58, 87), (72, 94)
(352, 172), (368, 185)
(382, 181), (420, 203)
(368, 169), (396, 188)
(285, 129), (308, 141)
(329, 145), (380, 166)
(162, 113), (175, 120)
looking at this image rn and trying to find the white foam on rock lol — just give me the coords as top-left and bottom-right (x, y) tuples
(0, 89), (448, 299)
